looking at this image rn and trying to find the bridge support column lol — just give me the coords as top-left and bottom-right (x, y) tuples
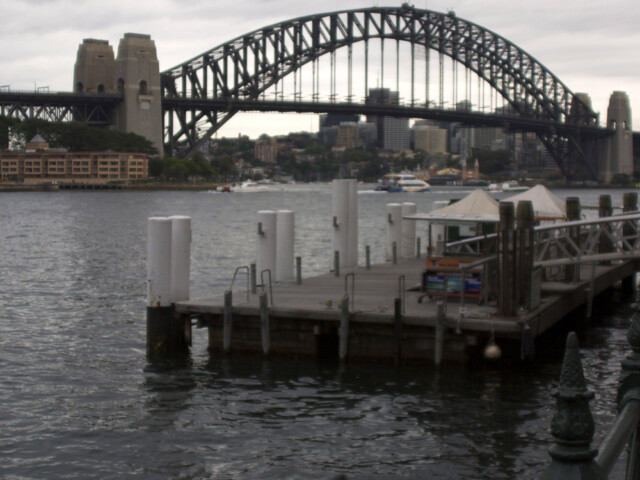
(600, 91), (633, 184)
(114, 33), (164, 154)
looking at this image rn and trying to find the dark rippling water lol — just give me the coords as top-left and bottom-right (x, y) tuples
(0, 184), (635, 479)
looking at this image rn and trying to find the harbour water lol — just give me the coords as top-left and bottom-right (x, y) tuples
(0, 184), (635, 479)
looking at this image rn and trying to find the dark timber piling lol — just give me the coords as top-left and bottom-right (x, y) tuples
(599, 195), (614, 259)
(516, 200), (534, 309)
(499, 202), (516, 316)
(622, 192), (638, 292)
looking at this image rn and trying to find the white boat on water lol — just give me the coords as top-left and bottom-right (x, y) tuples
(487, 181), (528, 193)
(234, 180), (271, 192)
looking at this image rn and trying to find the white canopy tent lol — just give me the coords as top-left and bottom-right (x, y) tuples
(503, 184), (566, 221)
(404, 189), (500, 225)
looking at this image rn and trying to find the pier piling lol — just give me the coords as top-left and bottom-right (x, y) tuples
(339, 294), (350, 362)
(223, 290), (232, 354)
(146, 216), (190, 359)
(499, 202), (516, 316)
(260, 292), (270, 355)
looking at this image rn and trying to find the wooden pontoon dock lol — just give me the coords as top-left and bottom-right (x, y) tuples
(173, 254), (639, 364)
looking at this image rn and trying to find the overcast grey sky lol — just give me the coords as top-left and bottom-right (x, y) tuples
(2, 0), (639, 138)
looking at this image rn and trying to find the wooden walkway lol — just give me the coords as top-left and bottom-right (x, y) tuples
(174, 256), (639, 364)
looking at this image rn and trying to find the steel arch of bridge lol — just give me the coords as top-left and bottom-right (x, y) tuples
(161, 5), (603, 179)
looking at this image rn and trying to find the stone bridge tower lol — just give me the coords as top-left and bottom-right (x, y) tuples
(114, 33), (163, 155)
(600, 91), (633, 183)
(73, 34), (163, 155)
(73, 39), (115, 94)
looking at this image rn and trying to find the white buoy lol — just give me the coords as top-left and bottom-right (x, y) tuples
(257, 210), (277, 282)
(386, 203), (403, 261)
(331, 180), (350, 269)
(169, 216), (191, 303)
(276, 210), (295, 282)
(346, 179), (359, 268)
(401, 202), (416, 257)
(147, 217), (172, 307)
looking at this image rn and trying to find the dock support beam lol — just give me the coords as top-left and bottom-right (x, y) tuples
(223, 290), (232, 354)
(260, 292), (270, 355)
(339, 294), (350, 362)
(434, 301), (445, 365)
(394, 298), (403, 366)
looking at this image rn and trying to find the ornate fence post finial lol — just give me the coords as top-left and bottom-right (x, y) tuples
(540, 332), (604, 480)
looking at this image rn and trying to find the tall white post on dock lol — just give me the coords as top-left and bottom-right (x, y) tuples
(430, 200), (448, 254)
(257, 210), (277, 280)
(386, 203), (402, 261)
(401, 202), (416, 257)
(330, 178), (358, 269)
(147, 217), (172, 307)
(347, 180), (358, 267)
(276, 210), (295, 282)
(169, 216), (191, 302)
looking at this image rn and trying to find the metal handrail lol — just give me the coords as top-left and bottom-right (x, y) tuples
(595, 400), (640, 476)
(229, 265), (250, 303)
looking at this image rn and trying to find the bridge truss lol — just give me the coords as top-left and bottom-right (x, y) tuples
(161, 4), (606, 180)
(0, 91), (122, 125)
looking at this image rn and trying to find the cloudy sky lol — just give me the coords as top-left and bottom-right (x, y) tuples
(2, 0), (639, 139)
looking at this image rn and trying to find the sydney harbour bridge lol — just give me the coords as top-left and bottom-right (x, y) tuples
(0, 4), (634, 182)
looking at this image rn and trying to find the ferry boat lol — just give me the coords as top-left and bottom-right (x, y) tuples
(377, 174), (431, 192)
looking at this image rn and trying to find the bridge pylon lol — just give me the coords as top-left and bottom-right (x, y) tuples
(600, 91), (634, 184)
(114, 34), (163, 155)
(73, 34), (163, 155)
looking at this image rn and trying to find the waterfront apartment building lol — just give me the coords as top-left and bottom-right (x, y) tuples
(254, 136), (278, 163)
(0, 136), (148, 183)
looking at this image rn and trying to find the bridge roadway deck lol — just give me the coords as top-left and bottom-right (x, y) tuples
(175, 257), (639, 362)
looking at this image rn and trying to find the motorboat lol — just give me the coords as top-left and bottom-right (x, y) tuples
(234, 180), (270, 192)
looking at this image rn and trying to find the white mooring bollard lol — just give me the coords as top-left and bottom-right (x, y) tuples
(146, 215), (191, 358)
(401, 202), (416, 258)
(386, 203), (402, 261)
(331, 179), (350, 270)
(169, 215), (191, 303)
(276, 210), (295, 282)
(147, 217), (172, 307)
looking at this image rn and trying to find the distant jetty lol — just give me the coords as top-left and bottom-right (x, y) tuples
(0, 181), (224, 192)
